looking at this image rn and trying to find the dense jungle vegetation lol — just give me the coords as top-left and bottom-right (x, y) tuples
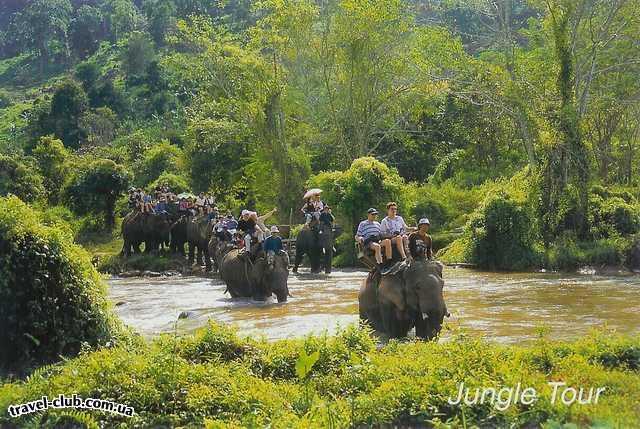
(0, 0), (639, 270)
(1, 2), (640, 427)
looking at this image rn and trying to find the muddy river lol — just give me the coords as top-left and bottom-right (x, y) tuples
(108, 268), (640, 343)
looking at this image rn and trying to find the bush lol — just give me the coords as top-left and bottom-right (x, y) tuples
(147, 172), (190, 194)
(0, 197), (121, 374)
(0, 155), (45, 203)
(64, 158), (131, 229)
(309, 157), (404, 265)
(590, 194), (640, 238)
(1, 323), (639, 428)
(466, 191), (540, 270)
(32, 136), (69, 204)
(135, 140), (184, 186)
(546, 235), (632, 270)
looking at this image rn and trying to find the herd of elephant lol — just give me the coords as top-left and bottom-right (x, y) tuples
(121, 212), (447, 340)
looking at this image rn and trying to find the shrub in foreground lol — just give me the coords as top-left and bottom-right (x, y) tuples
(0, 196), (122, 375)
(1, 322), (639, 428)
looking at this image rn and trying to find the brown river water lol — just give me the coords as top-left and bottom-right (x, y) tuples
(107, 268), (640, 344)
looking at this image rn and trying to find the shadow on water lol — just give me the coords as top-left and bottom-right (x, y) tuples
(107, 267), (640, 343)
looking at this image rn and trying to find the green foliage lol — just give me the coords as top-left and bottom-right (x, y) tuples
(147, 172), (190, 194)
(295, 350), (320, 380)
(466, 191), (541, 270)
(49, 79), (89, 149)
(121, 31), (155, 82)
(98, 252), (186, 274)
(0, 196), (121, 374)
(310, 157), (404, 265)
(64, 158), (131, 228)
(589, 192), (640, 238)
(185, 119), (251, 194)
(1, 323), (639, 427)
(0, 155), (45, 203)
(135, 140), (184, 186)
(546, 236), (633, 271)
(32, 136), (68, 204)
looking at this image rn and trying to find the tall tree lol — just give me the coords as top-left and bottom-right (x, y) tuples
(17, 0), (73, 72)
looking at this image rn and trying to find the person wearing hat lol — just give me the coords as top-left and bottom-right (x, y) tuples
(319, 205), (334, 228)
(409, 218), (433, 260)
(355, 208), (384, 268)
(263, 225), (284, 264)
(238, 209), (257, 253)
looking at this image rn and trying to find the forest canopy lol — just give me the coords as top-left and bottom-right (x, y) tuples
(0, 0), (639, 269)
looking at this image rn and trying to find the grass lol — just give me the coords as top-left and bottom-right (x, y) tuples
(1, 322), (639, 428)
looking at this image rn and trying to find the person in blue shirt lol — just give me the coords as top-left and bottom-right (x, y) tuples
(154, 197), (168, 214)
(263, 225), (284, 264)
(355, 208), (383, 268)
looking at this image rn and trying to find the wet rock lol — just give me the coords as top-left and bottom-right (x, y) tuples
(178, 311), (194, 319)
(115, 301), (126, 307)
(164, 270), (181, 277)
(143, 271), (162, 277)
(120, 270), (142, 278)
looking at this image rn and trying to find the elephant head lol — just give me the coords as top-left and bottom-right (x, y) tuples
(187, 215), (211, 243)
(253, 251), (290, 302)
(403, 260), (447, 340)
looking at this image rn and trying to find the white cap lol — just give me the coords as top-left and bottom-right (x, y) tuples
(270, 225), (279, 233)
(418, 218), (430, 226)
(241, 209), (250, 216)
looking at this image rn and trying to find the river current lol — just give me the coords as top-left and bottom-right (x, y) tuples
(107, 268), (640, 343)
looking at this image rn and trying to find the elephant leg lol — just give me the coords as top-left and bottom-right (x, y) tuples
(380, 303), (398, 338)
(415, 311), (443, 341)
(293, 251), (303, 273)
(204, 248), (212, 271)
(324, 248), (333, 274)
(133, 242), (141, 254)
(188, 243), (195, 264)
(309, 248), (321, 273)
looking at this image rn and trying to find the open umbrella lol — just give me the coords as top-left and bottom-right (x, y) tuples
(177, 192), (195, 199)
(303, 188), (323, 200)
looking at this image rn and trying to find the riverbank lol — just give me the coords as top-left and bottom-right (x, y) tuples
(1, 323), (638, 427)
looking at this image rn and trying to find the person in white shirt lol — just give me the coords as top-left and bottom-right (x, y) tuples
(380, 201), (409, 260)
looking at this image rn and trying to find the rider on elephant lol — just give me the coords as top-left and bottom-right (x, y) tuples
(355, 208), (386, 271)
(302, 193), (324, 229)
(380, 201), (409, 261)
(263, 226), (284, 265)
(319, 205), (334, 228)
(409, 218), (433, 260)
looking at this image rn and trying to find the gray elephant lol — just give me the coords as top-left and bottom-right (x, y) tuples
(121, 212), (171, 256)
(358, 260), (447, 340)
(207, 235), (235, 273)
(293, 223), (334, 274)
(185, 215), (213, 270)
(170, 215), (188, 255)
(219, 248), (290, 302)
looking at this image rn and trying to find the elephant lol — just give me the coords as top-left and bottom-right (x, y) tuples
(121, 212), (171, 256)
(170, 215), (188, 255)
(358, 260), (447, 340)
(293, 223), (334, 274)
(219, 248), (290, 302)
(186, 215), (213, 270)
(207, 235), (235, 273)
